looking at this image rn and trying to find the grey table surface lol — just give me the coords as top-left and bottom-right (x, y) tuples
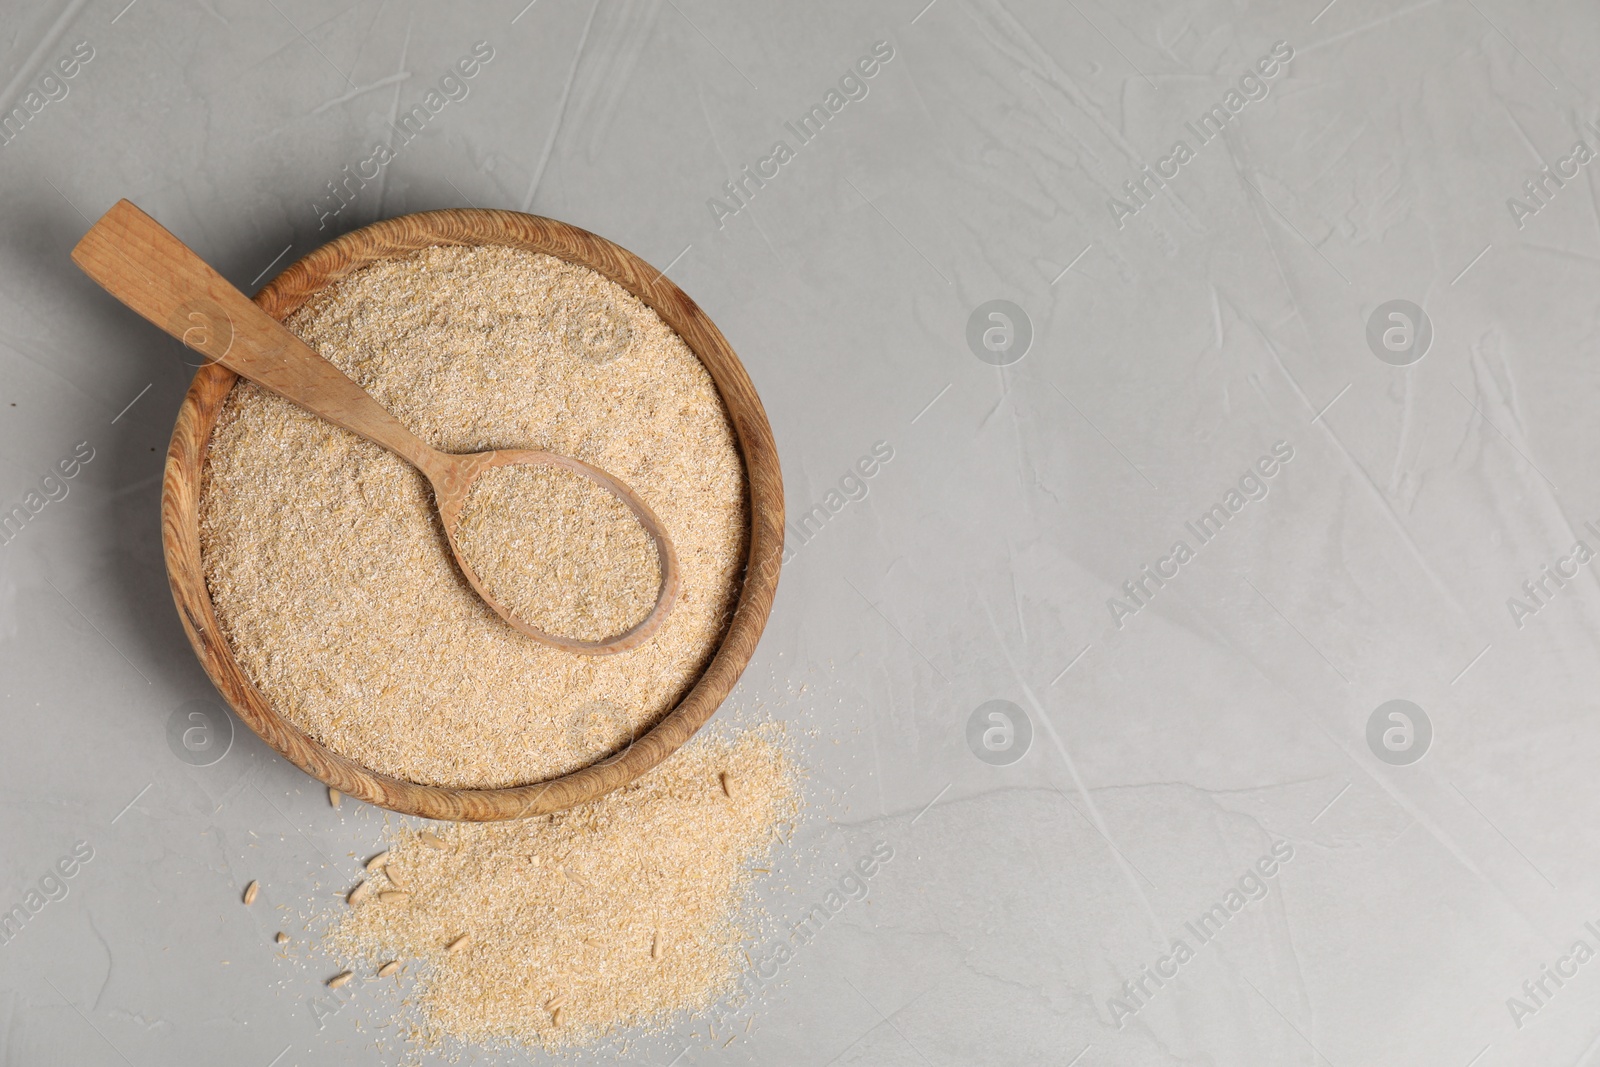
(1, 0), (1596, 1063)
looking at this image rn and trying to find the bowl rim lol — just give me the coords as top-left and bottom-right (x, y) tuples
(160, 208), (783, 820)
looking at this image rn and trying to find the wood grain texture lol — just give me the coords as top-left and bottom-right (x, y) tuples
(161, 209), (783, 821)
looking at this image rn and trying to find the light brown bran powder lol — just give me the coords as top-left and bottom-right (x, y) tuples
(453, 461), (661, 642)
(198, 245), (748, 788)
(328, 729), (799, 1053)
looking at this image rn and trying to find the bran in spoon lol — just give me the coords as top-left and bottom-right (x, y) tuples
(199, 245), (747, 788)
(453, 462), (661, 642)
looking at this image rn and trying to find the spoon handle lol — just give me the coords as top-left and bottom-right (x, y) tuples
(72, 199), (442, 475)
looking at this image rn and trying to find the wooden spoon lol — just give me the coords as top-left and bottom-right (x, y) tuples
(72, 199), (678, 655)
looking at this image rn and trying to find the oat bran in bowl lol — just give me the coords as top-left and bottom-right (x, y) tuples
(162, 209), (782, 820)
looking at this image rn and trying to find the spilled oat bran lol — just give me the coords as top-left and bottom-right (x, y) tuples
(328, 730), (800, 1053)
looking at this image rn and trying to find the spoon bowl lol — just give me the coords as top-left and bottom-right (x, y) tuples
(72, 199), (677, 654)
(433, 448), (680, 654)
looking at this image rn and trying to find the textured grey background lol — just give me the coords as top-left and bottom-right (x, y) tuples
(1, 0), (1598, 1063)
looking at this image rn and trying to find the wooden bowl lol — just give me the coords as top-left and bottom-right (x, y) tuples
(161, 209), (782, 820)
